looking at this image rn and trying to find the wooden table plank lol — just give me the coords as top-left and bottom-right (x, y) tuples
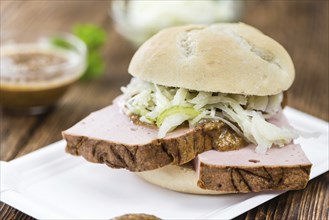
(0, 112), (39, 160)
(1, 1), (328, 220)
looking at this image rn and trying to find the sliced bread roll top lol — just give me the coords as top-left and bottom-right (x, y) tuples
(129, 23), (295, 96)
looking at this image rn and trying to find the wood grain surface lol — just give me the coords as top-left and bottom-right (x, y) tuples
(0, 1), (328, 220)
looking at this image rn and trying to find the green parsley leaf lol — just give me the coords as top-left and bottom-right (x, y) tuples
(50, 36), (76, 50)
(50, 23), (107, 80)
(73, 24), (107, 80)
(82, 51), (106, 80)
(73, 24), (106, 50)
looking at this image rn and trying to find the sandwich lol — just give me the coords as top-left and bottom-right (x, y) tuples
(62, 23), (312, 194)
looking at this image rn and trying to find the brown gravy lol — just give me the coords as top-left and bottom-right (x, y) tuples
(1, 52), (67, 82)
(0, 48), (81, 114)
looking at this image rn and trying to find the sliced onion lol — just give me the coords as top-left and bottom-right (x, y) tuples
(121, 77), (296, 152)
(158, 114), (191, 138)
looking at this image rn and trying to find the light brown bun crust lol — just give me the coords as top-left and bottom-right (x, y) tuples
(128, 23), (295, 96)
(136, 164), (228, 195)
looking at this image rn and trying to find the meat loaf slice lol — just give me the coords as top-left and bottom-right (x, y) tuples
(62, 96), (245, 172)
(137, 144), (311, 194)
(196, 143), (312, 193)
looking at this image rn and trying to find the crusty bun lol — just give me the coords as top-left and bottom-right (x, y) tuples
(112, 213), (161, 220)
(128, 23), (295, 96)
(136, 164), (226, 195)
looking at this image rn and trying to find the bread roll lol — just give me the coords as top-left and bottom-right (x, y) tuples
(136, 164), (225, 194)
(129, 23), (295, 96)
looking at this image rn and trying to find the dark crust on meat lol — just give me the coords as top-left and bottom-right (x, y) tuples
(197, 163), (312, 192)
(64, 120), (247, 172)
(129, 114), (157, 128)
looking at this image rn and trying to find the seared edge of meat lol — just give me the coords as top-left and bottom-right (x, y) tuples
(64, 120), (246, 172)
(197, 163), (311, 192)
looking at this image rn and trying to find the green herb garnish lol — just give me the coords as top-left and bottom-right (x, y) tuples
(73, 24), (107, 80)
(50, 23), (107, 80)
(84, 51), (106, 79)
(73, 24), (106, 50)
(50, 37), (75, 50)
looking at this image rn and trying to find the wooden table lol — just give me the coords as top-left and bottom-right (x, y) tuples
(1, 1), (328, 219)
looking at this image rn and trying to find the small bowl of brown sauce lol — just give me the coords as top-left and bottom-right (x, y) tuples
(0, 31), (87, 115)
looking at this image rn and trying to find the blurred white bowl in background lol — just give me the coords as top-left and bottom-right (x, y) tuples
(110, 0), (244, 47)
